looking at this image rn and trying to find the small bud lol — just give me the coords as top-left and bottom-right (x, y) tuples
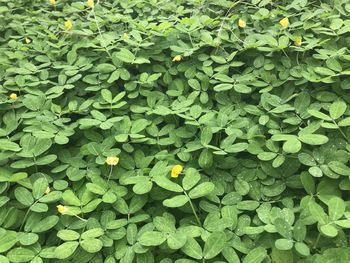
(171, 164), (183, 178)
(294, 36), (302, 46)
(106, 156), (119, 166)
(9, 93), (17, 100)
(238, 18), (246, 28)
(44, 186), (50, 195)
(87, 0), (94, 8)
(64, 20), (73, 30)
(172, 55), (182, 62)
(56, 205), (68, 214)
(279, 17), (289, 28)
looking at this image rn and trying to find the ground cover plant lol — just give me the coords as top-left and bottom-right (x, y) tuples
(1, 0), (350, 262)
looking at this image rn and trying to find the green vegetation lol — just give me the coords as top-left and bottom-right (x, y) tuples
(1, 0), (350, 262)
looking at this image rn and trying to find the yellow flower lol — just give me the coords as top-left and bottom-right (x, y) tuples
(123, 32), (129, 39)
(172, 55), (182, 62)
(64, 20), (73, 31)
(279, 17), (289, 28)
(171, 164), (183, 178)
(294, 36), (302, 46)
(106, 156), (119, 166)
(238, 18), (246, 28)
(44, 187), (50, 195)
(9, 93), (17, 100)
(25, 37), (31, 44)
(49, 0), (56, 5)
(87, 0), (94, 8)
(57, 205), (68, 214)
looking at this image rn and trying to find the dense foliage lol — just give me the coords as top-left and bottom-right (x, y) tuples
(1, 0), (350, 262)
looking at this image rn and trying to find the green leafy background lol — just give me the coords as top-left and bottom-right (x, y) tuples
(1, 0), (350, 262)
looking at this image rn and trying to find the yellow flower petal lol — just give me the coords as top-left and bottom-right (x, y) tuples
(238, 18), (246, 28)
(87, 0), (94, 8)
(64, 20), (73, 30)
(57, 205), (68, 214)
(9, 93), (17, 100)
(106, 156), (119, 166)
(279, 17), (289, 28)
(294, 36), (302, 46)
(171, 164), (183, 178)
(49, 0), (56, 5)
(44, 186), (51, 195)
(172, 55), (182, 62)
(25, 37), (31, 44)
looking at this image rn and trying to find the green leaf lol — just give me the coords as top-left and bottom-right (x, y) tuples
(320, 224), (338, 237)
(188, 182), (214, 199)
(80, 238), (103, 253)
(243, 247), (267, 263)
(154, 177), (183, 192)
(328, 161), (350, 176)
(274, 218), (292, 239)
(138, 231), (166, 246)
(35, 154), (57, 165)
(32, 177), (48, 199)
(54, 241), (79, 259)
(14, 187), (34, 206)
(167, 232), (187, 250)
(62, 190), (81, 206)
(221, 247), (240, 263)
(0, 255), (9, 263)
(116, 48), (135, 63)
(182, 168), (200, 191)
(181, 237), (203, 260)
(18, 233), (39, 246)
(308, 201), (327, 225)
(329, 100), (346, 120)
(198, 149), (213, 169)
(96, 63), (116, 73)
(7, 248), (35, 263)
(328, 197), (345, 221)
(0, 231), (17, 253)
(314, 67), (335, 76)
(213, 83), (233, 92)
(203, 231), (226, 259)
(81, 227), (104, 239)
(57, 230), (80, 241)
(257, 152), (277, 161)
(101, 89), (113, 103)
(298, 134), (329, 145)
(308, 110), (332, 121)
(338, 117), (350, 126)
(133, 181), (153, 194)
(294, 242), (310, 256)
(225, 142), (248, 153)
(283, 139), (301, 153)
(163, 195), (189, 207)
(271, 247), (293, 263)
(200, 127), (213, 145)
(275, 239), (293, 250)
(0, 139), (21, 151)
(32, 215), (59, 233)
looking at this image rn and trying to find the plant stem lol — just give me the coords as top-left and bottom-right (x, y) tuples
(20, 200), (39, 231)
(33, 154), (38, 172)
(314, 233), (321, 249)
(74, 214), (87, 222)
(92, 10), (112, 60)
(333, 120), (349, 143)
(184, 191), (201, 226)
(107, 165), (113, 184)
